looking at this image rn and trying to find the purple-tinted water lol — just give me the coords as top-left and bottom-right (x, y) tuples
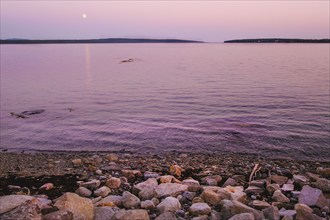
(1, 43), (329, 160)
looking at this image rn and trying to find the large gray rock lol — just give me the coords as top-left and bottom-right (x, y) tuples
(155, 183), (188, 198)
(93, 207), (117, 220)
(0, 195), (34, 214)
(112, 209), (149, 220)
(95, 195), (123, 207)
(122, 191), (140, 209)
(220, 199), (263, 220)
(0, 198), (42, 220)
(42, 210), (74, 220)
(189, 203), (211, 216)
(298, 185), (328, 208)
(157, 196), (181, 213)
(228, 213), (255, 220)
(54, 192), (94, 220)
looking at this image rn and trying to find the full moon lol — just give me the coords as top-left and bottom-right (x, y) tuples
(82, 14), (87, 18)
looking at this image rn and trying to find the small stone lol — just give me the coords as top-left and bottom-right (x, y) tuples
(105, 153), (118, 161)
(151, 198), (160, 206)
(42, 210), (74, 220)
(141, 200), (156, 209)
(225, 186), (247, 203)
(291, 191), (301, 198)
(183, 191), (196, 201)
(144, 171), (160, 179)
(252, 200), (271, 209)
(121, 170), (143, 180)
(293, 175), (309, 186)
(106, 177), (121, 189)
(169, 164), (183, 177)
(228, 213), (255, 220)
(281, 184), (294, 192)
(95, 169), (102, 175)
(155, 212), (176, 220)
(317, 167), (330, 178)
(72, 158), (82, 166)
(210, 210), (221, 220)
(272, 190), (290, 203)
(271, 175), (288, 186)
(201, 175), (222, 186)
(112, 209), (149, 220)
(250, 180), (266, 188)
(39, 183), (54, 191)
(133, 178), (158, 193)
(122, 191), (140, 209)
(139, 188), (156, 201)
(245, 186), (264, 194)
(182, 179), (201, 192)
(266, 184), (281, 194)
(192, 197), (205, 204)
(95, 195), (123, 207)
(279, 208), (296, 218)
(94, 207), (117, 220)
(223, 178), (238, 187)
(159, 175), (175, 183)
(189, 203), (211, 216)
(298, 185), (328, 208)
(157, 196), (181, 213)
(79, 179), (101, 189)
(54, 192), (94, 220)
(314, 178), (330, 192)
(155, 183), (188, 198)
(192, 215), (209, 220)
(94, 186), (111, 197)
(75, 187), (92, 197)
(201, 188), (230, 205)
(262, 206), (280, 220)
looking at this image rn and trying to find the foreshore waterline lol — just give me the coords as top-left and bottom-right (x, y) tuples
(0, 151), (329, 219)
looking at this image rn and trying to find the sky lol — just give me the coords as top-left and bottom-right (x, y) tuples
(1, 1), (329, 42)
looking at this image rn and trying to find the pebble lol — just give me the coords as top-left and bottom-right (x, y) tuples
(169, 165), (183, 177)
(94, 186), (111, 197)
(228, 213), (255, 220)
(42, 210), (74, 220)
(71, 159), (82, 166)
(298, 185), (328, 208)
(141, 200), (156, 209)
(79, 179), (100, 189)
(0, 195), (34, 214)
(155, 212), (176, 220)
(155, 183), (188, 198)
(252, 200), (271, 209)
(106, 177), (121, 189)
(272, 190), (290, 203)
(157, 196), (181, 213)
(271, 175), (288, 186)
(75, 187), (92, 197)
(314, 178), (330, 192)
(112, 209), (149, 220)
(105, 153), (118, 161)
(122, 191), (140, 209)
(189, 202), (211, 216)
(201, 175), (222, 186)
(182, 179), (201, 192)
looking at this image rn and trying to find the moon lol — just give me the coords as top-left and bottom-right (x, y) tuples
(82, 14), (87, 19)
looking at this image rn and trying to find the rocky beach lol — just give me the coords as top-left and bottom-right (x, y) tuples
(0, 151), (329, 220)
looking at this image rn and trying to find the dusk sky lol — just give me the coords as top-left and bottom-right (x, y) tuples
(1, 1), (329, 42)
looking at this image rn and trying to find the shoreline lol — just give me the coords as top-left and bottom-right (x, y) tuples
(0, 151), (329, 219)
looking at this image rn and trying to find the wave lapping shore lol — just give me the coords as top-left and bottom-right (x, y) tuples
(0, 152), (329, 219)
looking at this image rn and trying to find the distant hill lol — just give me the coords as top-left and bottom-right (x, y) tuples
(0, 38), (204, 44)
(224, 38), (330, 43)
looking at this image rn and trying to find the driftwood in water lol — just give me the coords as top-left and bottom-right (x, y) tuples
(120, 58), (134, 64)
(10, 109), (45, 119)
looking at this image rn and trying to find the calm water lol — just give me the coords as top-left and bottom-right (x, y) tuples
(1, 43), (329, 160)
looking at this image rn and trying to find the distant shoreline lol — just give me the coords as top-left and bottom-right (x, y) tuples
(0, 38), (204, 44)
(224, 38), (330, 43)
